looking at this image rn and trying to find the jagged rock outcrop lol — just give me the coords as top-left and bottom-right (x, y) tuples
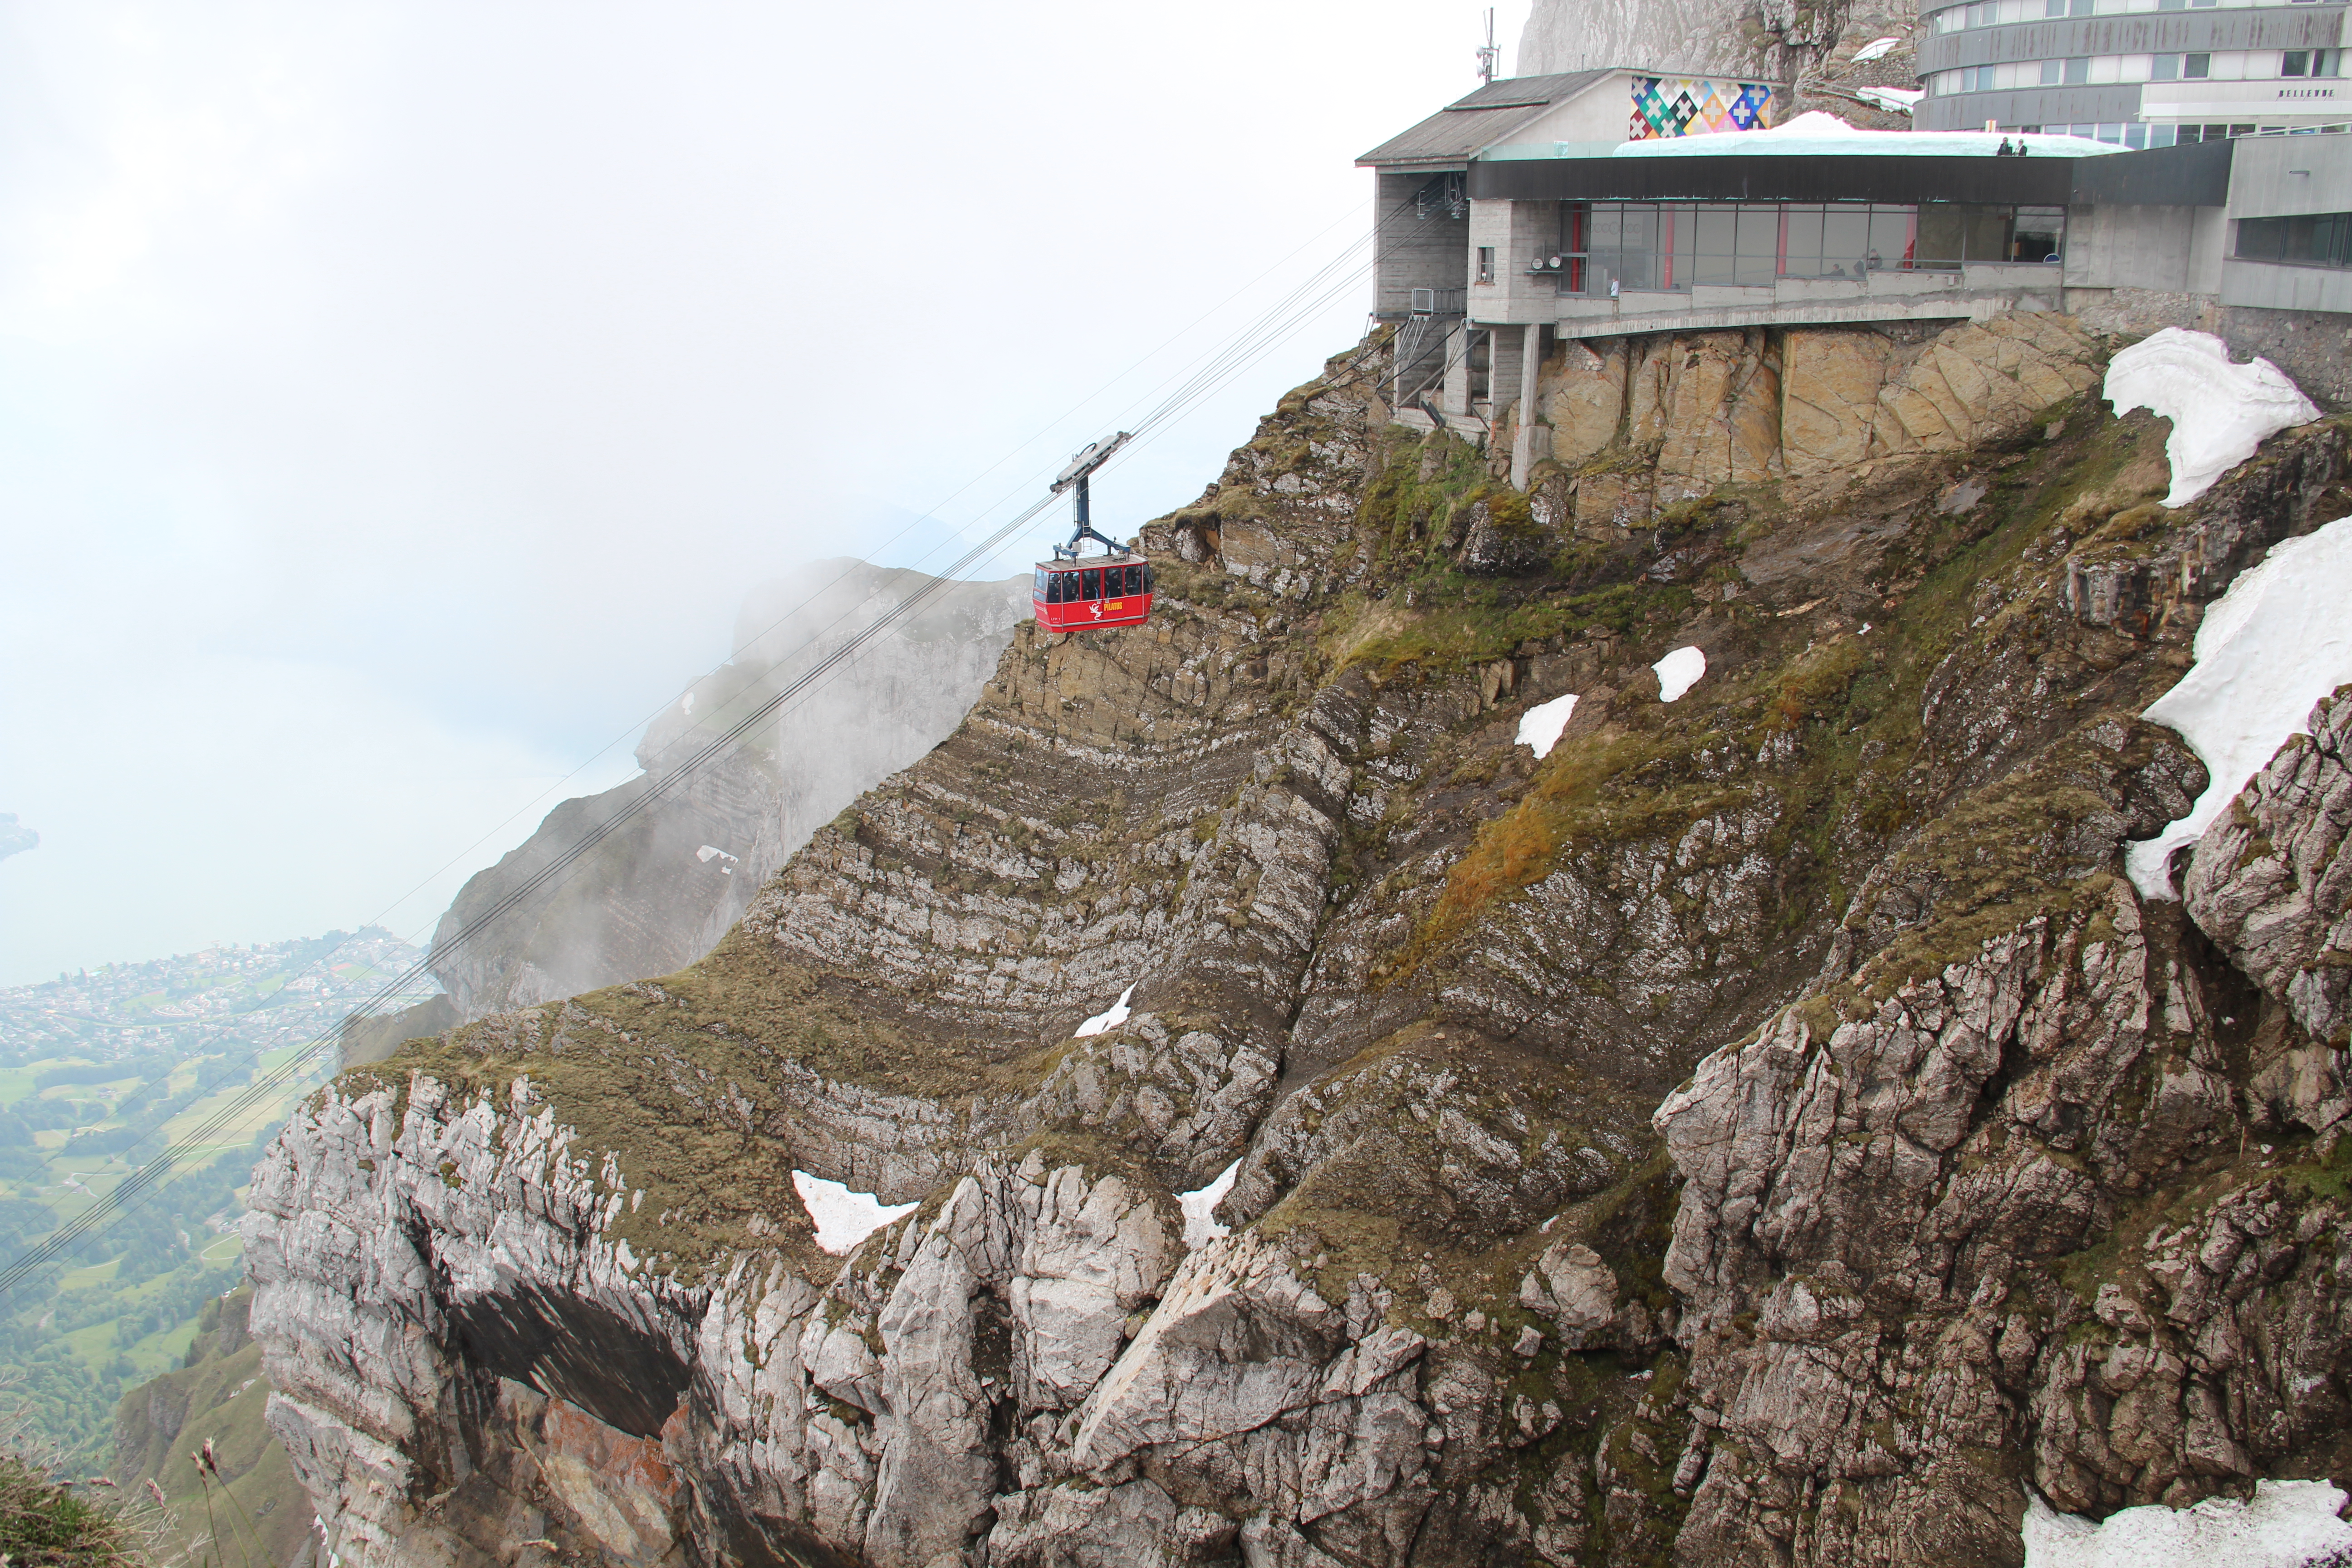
(429, 562), (1029, 1020)
(1654, 701), (2352, 1563)
(1515, 0), (1915, 96)
(248, 319), (2352, 1568)
(2185, 689), (2352, 1048)
(1533, 318), (2105, 510)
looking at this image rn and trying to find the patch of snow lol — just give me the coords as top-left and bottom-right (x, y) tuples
(1614, 111), (2119, 158)
(1654, 647), (1707, 703)
(1516, 693), (1580, 759)
(2024, 1479), (2352, 1568)
(2105, 329), (2322, 506)
(1850, 35), (1903, 61)
(792, 1171), (918, 1255)
(2124, 514), (2352, 899)
(1178, 1160), (1240, 1249)
(695, 844), (739, 865)
(681, 692), (696, 715)
(1854, 85), (1925, 113)
(1073, 984), (1135, 1038)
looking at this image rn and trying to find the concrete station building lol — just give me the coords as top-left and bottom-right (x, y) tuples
(1359, 68), (2352, 481)
(1916, 0), (2349, 144)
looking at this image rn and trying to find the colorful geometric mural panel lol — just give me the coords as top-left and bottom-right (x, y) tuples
(1628, 77), (1780, 140)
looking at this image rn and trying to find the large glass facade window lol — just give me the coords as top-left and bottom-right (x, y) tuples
(1583, 203), (1670, 290)
(1557, 202), (2058, 293)
(1915, 204), (2068, 264)
(2235, 211), (2352, 268)
(1779, 206), (1921, 276)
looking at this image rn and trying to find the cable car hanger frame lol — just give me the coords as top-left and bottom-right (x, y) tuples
(1034, 431), (1155, 633)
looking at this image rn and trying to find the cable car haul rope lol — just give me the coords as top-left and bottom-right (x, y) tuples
(0, 186), (1485, 1304)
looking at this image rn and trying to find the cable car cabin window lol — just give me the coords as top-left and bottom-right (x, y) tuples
(1082, 568), (1102, 599)
(1142, 563), (1155, 592)
(1034, 568), (1049, 599)
(1043, 574), (1061, 605)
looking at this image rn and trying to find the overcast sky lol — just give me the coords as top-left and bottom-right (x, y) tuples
(0, 0), (1530, 986)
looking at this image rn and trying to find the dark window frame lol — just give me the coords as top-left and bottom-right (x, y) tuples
(1558, 200), (2065, 292)
(2234, 210), (2352, 269)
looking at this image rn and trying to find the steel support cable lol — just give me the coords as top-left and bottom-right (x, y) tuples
(1127, 235), (1377, 441)
(1101, 185), (1440, 449)
(1121, 201), (1465, 442)
(1122, 251), (1392, 449)
(0, 188), (1451, 1302)
(193, 199), (1407, 1006)
(0, 487), (1067, 1303)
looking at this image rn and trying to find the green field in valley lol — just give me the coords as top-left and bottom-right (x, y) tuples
(0, 928), (437, 1469)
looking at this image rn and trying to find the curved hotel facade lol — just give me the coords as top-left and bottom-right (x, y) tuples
(1916, 0), (2350, 142)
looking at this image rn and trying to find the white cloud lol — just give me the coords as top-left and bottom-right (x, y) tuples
(0, 0), (1522, 978)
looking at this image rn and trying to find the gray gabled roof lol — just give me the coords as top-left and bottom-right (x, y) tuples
(1356, 69), (1617, 170)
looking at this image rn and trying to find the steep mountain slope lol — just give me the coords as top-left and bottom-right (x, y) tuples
(1515, 0), (1911, 93)
(245, 320), (2351, 1568)
(426, 562), (1029, 1021)
(1513, 0), (1920, 134)
(115, 1285), (315, 1568)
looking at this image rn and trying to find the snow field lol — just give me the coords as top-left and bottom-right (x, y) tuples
(1654, 646), (1707, 702)
(1073, 984), (1135, 1038)
(792, 1171), (919, 1255)
(1613, 111), (2117, 159)
(1178, 1160), (1240, 1250)
(2124, 514), (2352, 898)
(1517, 693), (1579, 759)
(2023, 1479), (2352, 1568)
(2104, 329), (2321, 507)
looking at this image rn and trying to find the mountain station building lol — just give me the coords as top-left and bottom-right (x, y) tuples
(1360, 68), (2352, 481)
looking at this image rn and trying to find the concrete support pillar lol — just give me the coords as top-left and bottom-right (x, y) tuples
(1490, 327), (1524, 426)
(1510, 323), (1550, 490)
(1442, 320), (1474, 425)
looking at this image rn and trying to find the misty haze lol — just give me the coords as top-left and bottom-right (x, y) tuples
(6, 1), (2352, 1566)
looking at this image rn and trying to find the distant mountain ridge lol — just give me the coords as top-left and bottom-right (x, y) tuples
(419, 559), (1031, 1022)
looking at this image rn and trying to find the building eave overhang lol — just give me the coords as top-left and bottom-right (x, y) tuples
(1464, 137), (2233, 206)
(1356, 68), (1624, 169)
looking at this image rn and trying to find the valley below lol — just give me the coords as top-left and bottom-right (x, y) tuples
(0, 931), (434, 1559)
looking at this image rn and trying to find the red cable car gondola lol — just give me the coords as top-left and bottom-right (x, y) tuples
(1033, 432), (1155, 633)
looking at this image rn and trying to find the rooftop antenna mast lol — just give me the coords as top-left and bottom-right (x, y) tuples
(1475, 8), (1499, 82)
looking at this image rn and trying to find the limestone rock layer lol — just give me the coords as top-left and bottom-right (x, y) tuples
(247, 321), (2352, 1568)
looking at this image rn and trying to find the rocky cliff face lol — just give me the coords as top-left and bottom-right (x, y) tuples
(1515, 0), (1916, 103)
(247, 318), (2352, 1568)
(1513, 0), (1920, 134)
(427, 562), (1029, 1021)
